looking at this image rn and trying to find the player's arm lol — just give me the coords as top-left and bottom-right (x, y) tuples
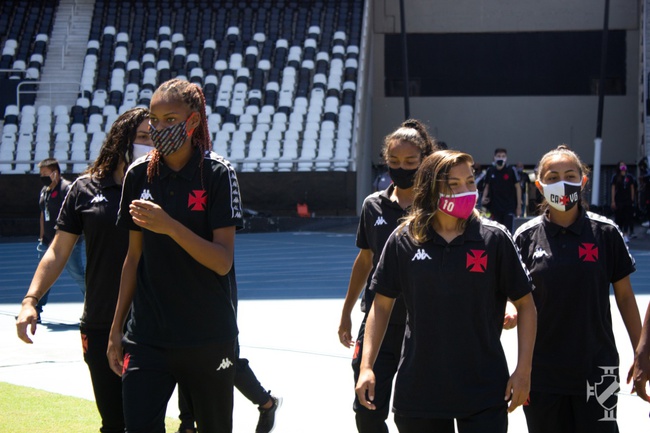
(612, 275), (642, 386)
(515, 182), (522, 217)
(128, 199), (235, 276)
(355, 293), (394, 410)
(16, 231), (79, 343)
(107, 230), (142, 376)
(504, 293), (536, 412)
(632, 301), (650, 401)
(482, 184), (490, 205)
(339, 248), (373, 347)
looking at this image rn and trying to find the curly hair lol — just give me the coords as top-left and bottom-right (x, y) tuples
(146, 78), (211, 183)
(381, 118), (438, 162)
(85, 107), (150, 179)
(401, 150), (479, 244)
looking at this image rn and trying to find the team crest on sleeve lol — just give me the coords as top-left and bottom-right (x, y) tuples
(140, 189), (154, 200)
(188, 190), (207, 211)
(578, 243), (598, 262)
(466, 249), (488, 272)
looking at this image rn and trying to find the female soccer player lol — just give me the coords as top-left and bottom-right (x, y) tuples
(107, 79), (240, 432)
(17, 107), (153, 432)
(515, 145), (642, 433)
(356, 150), (537, 432)
(339, 119), (437, 432)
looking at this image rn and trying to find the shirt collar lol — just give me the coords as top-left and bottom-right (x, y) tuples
(543, 208), (586, 237)
(96, 173), (120, 189)
(428, 214), (483, 245)
(379, 184), (411, 212)
(159, 147), (202, 180)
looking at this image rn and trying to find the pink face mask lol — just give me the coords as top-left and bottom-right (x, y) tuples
(438, 190), (478, 220)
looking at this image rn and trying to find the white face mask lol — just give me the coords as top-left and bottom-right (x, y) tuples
(539, 180), (582, 212)
(132, 143), (153, 161)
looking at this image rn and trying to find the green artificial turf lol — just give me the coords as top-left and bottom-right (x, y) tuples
(0, 382), (178, 432)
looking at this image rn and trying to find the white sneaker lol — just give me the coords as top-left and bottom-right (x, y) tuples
(642, 221), (650, 228)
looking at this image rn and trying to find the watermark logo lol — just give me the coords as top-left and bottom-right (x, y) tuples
(586, 366), (619, 421)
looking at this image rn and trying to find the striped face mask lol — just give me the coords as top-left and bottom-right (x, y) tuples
(149, 113), (195, 156)
(539, 180), (582, 212)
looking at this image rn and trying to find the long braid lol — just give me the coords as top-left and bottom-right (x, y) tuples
(146, 79), (212, 188)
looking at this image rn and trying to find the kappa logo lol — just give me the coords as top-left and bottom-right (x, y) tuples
(188, 190), (207, 211)
(532, 246), (549, 260)
(466, 249), (488, 273)
(412, 249), (432, 261)
(374, 216), (387, 226)
(217, 357), (234, 371)
(579, 243), (598, 262)
(90, 193), (108, 204)
(140, 189), (154, 200)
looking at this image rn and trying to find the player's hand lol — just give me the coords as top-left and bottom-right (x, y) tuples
(503, 312), (518, 330)
(16, 305), (39, 344)
(338, 315), (354, 348)
(504, 367), (530, 413)
(355, 368), (377, 410)
(630, 353), (650, 402)
(106, 330), (125, 377)
(130, 200), (175, 235)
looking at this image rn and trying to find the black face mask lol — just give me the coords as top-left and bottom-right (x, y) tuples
(388, 167), (418, 189)
(40, 176), (53, 187)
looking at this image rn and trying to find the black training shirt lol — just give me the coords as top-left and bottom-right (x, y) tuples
(57, 174), (128, 330)
(40, 178), (71, 245)
(485, 165), (520, 214)
(356, 184), (407, 324)
(370, 216), (532, 418)
(118, 148), (242, 347)
(514, 210), (635, 395)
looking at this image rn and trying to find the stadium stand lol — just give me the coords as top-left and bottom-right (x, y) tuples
(0, 0), (362, 174)
(0, 0), (59, 173)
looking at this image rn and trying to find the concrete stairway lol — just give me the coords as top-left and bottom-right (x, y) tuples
(35, 0), (94, 109)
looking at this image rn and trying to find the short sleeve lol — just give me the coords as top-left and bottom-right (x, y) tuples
(609, 225), (636, 283)
(56, 180), (83, 235)
(208, 160), (243, 230)
(511, 166), (521, 183)
(116, 168), (140, 231)
(369, 231), (402, 299)
(496, 229), (532, 301)
(356, 200), (370, 250)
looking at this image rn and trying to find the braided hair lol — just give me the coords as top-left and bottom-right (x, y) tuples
(85, 107), (149, 179)
(146, 78), (212, 183)
(381, 118), (438, 162)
